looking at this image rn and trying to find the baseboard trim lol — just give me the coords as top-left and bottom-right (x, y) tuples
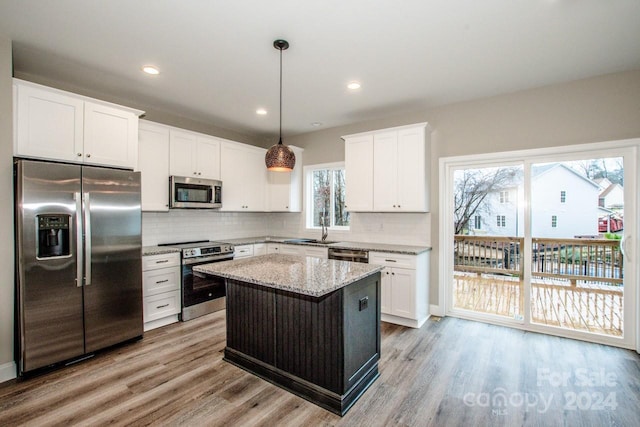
(381, 313), (429, 328)
(0, 361), (16, 383)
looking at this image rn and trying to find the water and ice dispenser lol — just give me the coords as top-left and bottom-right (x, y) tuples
(36, 214), (71, 258)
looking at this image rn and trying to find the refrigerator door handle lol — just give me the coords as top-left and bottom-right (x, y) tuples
(75, 192), (84, 287)
(84, 192), (92, 286)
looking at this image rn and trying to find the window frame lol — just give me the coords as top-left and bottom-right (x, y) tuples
(304, 162), (350, 231)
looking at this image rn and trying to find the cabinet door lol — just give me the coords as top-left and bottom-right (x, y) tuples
(253, 243), (267, 256)
(84, 102), (138, 168)
(373, 131), (398, 211)
(138, 121), (170, 211)
(344, 135), (374, 211)
(268, 170), (291, 211)
(396, 126), (427, 211)
(16, 83), (84, 162)
(390, 268), (416, 319)
(380, 267), (392, 314)
(195, 135), (221, 180)
(220, 142), (246, 210)
(169, 129), (197, 177)
(244, 147), (267, 211)
(267, 244), (280, 254)
(280, 244), (303, 256)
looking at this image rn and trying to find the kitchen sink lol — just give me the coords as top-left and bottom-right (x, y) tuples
(284, 238), (340, 245)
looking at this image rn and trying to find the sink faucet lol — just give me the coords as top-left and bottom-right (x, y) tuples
(321, 216), (328, 243)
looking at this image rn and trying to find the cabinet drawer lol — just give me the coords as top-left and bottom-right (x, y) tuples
(143, 267), (180, 296)
(234, 244), (254, 258)
(143, 252), (180, 271)
(144, 291), (181, 322)
(369, 252), (416, 269)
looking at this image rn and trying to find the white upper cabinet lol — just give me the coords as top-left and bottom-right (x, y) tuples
(374, 125), (428, 212)
(137, 120), (170, 211)
(267, 146), (303, 212)
(343, 134), (374, 211)
(14, 79), (142, 169)
(220, 141), (267, 211)
(343, 122), (430, 212)
(169, 129), (221, 180)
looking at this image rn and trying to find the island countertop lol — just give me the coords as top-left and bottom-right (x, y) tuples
(193, 254), (383, 297)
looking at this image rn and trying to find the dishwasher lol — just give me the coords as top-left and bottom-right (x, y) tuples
(328, 247), (369, 263)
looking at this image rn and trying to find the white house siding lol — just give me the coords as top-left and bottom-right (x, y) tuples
(530, 166), (599, 238)
(471, 164), (599, 238)
(601, 184), (624, 209)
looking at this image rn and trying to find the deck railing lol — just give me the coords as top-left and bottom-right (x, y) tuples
(453, 235), (624, 336)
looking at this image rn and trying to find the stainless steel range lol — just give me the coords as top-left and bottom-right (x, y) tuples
(159, 240), (234, 321)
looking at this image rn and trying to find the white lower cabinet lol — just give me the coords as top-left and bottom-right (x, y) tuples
(266, 243), (328, 259)
(234, 244), (254, 259)
(253, 243), (267, 256)
(369, 251), (430, 328)
(143, 252), (181, 331)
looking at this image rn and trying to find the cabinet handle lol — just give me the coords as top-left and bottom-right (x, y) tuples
(86, 154), (91, 158)
(194, 172), (197, 175)
(393, 205), (396, 208)
(77, 153), (82, 157)
(385, 259), (397, 262)
(155, 260), (169, 264)
(156, 303), (170, 309)
(386, 271), (389, 275)
(391, 272), (395, 275)
(398, 205), (401, 208)
(156, 279), (169, 284)
(198, 172), (202, 175)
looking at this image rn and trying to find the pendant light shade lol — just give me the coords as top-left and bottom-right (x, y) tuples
(265, 39), (296, 172)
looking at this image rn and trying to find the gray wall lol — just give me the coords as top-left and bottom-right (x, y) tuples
(0, 35), (15, 379)
(286, 69), (640, 309)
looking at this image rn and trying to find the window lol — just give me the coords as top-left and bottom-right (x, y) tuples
(474, 215), (482, 230)
(305, 163), (350, 229)
(560, 190), (566, 203)
(496, 215), (506, 227)
(499, 191), (509, 203)
(551, 215), (557, 228)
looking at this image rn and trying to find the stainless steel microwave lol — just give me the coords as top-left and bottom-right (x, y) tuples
(170, 176), (222, 209)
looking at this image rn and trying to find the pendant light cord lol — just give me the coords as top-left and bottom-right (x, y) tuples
(278, 45), (283, 145)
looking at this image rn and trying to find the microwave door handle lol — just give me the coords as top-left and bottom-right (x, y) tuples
(74, 192), (83, 287)
(84, 193), (92, 286)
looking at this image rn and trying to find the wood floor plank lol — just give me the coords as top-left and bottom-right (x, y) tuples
(1, 311), (639, 426)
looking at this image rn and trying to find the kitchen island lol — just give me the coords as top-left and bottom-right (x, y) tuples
(194, 254), (383, 415)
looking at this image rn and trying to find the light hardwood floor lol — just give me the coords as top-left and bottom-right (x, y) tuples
(1, 312), (639, 426)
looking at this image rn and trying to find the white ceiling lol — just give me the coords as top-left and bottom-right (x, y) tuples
(1, 0), (639, 140)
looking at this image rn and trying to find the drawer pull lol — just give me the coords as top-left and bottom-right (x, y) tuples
(155, 260), (169, 264)
(385, 259), (397, 262)
(156, 303), (170, 309)
(155, 279), (169, 284)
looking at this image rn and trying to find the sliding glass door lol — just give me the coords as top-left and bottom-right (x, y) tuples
(444, 144), (636, 348)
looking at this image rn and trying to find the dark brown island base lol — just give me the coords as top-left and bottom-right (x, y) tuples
(193, 254), (384, 415)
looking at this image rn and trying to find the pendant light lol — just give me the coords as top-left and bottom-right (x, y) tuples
(265, 39), (296, 172)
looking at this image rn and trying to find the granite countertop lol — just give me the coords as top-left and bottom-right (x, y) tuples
(142, 246), (182, 256)
(193, 254), (384, 297)
(216, 236), (431, 255)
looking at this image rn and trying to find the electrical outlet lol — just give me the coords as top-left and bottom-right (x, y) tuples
(359, 296), (369, 311)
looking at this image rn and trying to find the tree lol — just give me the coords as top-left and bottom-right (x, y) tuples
(454, 167), (520, 235)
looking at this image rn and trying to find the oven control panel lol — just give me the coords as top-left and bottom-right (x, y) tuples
(182, 244), (234, 258)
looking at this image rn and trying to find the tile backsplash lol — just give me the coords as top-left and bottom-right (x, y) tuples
(143, 210), (430, 247)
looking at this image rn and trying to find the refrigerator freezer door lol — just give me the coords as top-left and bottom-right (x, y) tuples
(15, 160), (84, 373)
(81, 166), (143, 352)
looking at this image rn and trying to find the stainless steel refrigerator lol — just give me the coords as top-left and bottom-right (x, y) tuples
(14, 159), (143, 375)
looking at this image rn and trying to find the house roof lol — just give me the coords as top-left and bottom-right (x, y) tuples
(531, 163), (601, 189)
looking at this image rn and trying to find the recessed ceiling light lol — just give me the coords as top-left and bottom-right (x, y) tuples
(347, 81), (361, 90)
(142, 65), (160, 75)
(256, 108), (267, 115)
(311, 122), (323, 127)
